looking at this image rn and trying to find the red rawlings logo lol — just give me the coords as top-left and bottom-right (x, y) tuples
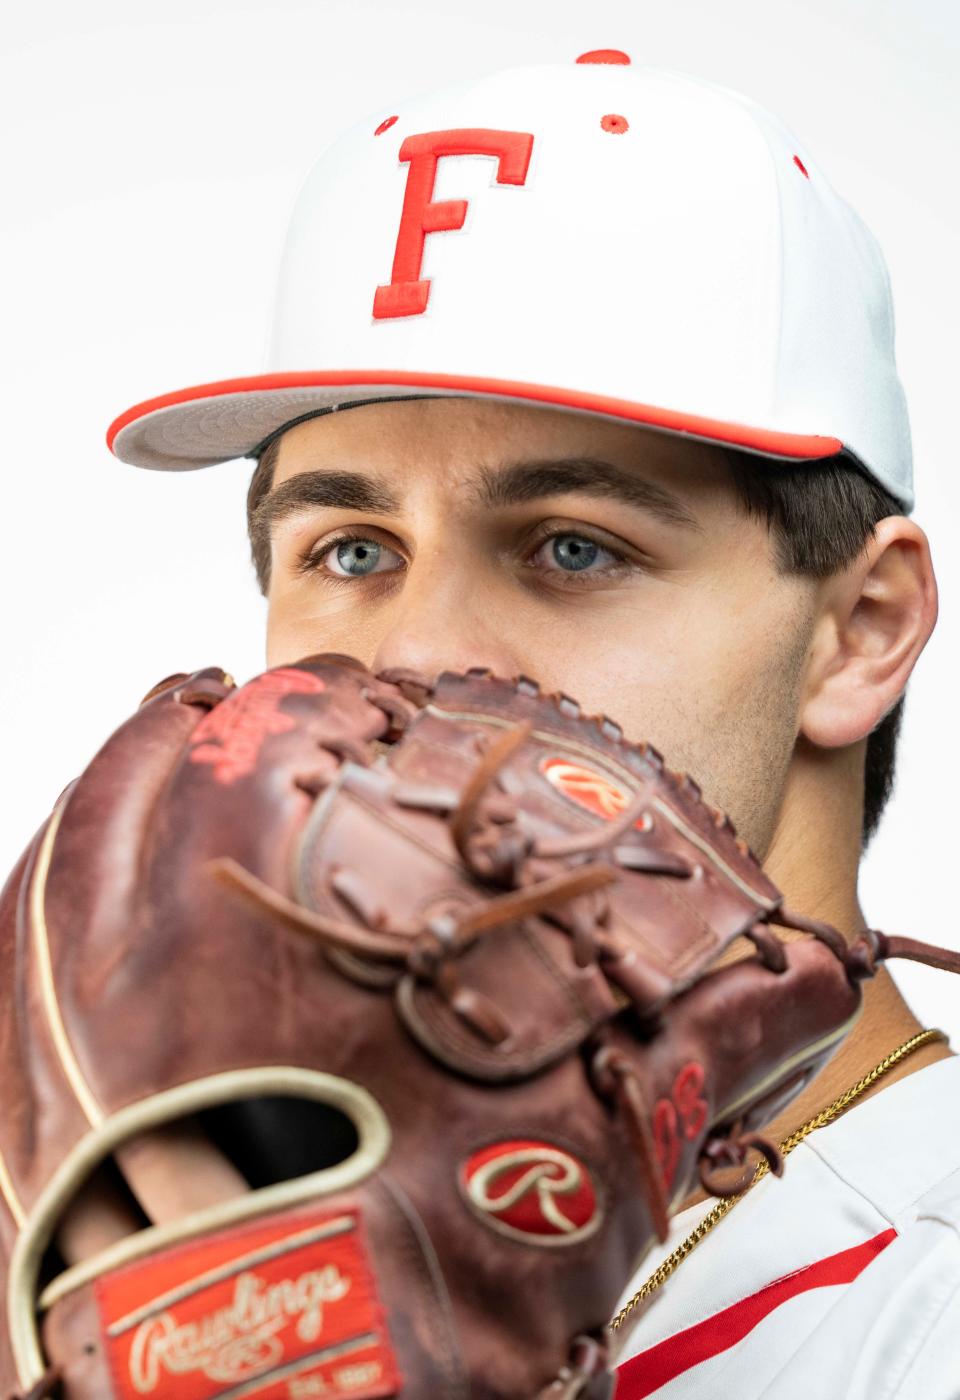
(460, 1139), (601, 1245)
(541, 758), (640, 822)
(188, 669), (326, 785)
(653, 1062), (709, 1193)
(95, 1205), (400, 1399)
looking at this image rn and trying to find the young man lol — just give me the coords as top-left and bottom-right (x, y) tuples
(84, 53), (960, 1393)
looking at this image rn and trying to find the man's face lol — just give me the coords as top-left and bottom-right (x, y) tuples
(262, 398), (819, 859)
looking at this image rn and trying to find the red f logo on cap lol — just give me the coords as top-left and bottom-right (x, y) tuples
(373, 128), (535, 320)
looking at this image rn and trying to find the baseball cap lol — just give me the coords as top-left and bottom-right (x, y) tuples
(106, 49), (914, 510)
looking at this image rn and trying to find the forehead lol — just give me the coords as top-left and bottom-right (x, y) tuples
(268, 397), (738, 497)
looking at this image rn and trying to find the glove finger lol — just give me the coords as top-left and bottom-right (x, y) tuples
(112, 1121), (248, 1226)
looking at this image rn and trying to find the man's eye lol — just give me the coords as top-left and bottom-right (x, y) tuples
(530, 533), (620, 574)
(320, 537), (403, 578)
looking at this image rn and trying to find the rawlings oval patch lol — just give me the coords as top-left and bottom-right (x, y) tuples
(540, 757), (639, 821)
(460, 1139), (601, 1245)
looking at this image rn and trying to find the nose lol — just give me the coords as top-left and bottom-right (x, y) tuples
(369, 565), (526, 684)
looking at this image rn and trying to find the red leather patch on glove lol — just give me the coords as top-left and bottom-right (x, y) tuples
(540, 758), (633, 821)
(95, 1205), (400, 1399)
(460, 1139), (601, 1244)
(188, 669), (327, 785)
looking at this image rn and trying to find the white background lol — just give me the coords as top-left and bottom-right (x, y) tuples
(1, 1), (957, 1037)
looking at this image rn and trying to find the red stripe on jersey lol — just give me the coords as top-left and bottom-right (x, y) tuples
(614, 1227), (897, 1398)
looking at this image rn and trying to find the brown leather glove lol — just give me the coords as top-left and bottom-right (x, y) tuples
(1, 654), (957, 1400)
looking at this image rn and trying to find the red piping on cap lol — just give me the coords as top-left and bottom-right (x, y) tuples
(106, 369), (843, 461)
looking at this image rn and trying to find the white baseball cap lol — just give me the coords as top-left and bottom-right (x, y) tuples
(107, 49), (914, 510)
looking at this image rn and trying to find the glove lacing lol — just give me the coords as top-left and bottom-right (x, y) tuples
(204, 715), (960, 1252)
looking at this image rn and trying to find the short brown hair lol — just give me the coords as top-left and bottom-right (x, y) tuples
(245, 436), (905, 849)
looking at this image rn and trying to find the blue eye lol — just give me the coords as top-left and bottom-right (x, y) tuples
(549, 534), (600, 572)
(527, 530), (628, 581)
(321, 537), (403, 578)
(333, 540), (380, 575)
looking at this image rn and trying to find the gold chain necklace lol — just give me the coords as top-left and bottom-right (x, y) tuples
(609, 1026), (947, 1333)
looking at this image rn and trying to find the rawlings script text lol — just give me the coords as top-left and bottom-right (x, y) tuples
(128, 1265), (351, 1393)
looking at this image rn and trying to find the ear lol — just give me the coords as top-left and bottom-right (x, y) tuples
(799, 518), (938, 748)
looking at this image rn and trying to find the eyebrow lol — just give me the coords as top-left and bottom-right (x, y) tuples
(475, 457), (703, 529)
(253, 454), (703, 552)
(251, 470), (403, 552)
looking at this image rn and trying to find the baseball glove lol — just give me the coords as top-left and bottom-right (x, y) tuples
(1, 654), (957, 1400)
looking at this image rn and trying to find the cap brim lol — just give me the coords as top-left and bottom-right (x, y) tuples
(107, 369), (843, 472)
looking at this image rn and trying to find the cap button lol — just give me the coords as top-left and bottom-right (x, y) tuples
(576, 49), (631, 64)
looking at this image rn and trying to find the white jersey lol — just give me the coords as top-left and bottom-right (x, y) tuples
(612, 1053), (960, 1398)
